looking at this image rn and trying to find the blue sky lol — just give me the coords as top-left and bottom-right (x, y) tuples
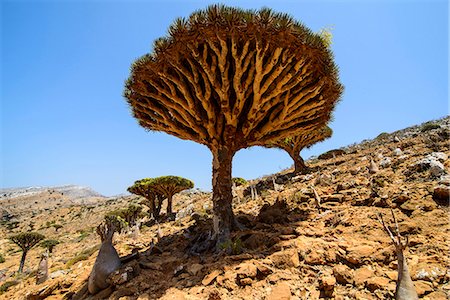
(1, 0), (448, 196)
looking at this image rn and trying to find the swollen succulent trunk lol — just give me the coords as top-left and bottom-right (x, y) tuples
(211, 147), (236, 247)
(88, 224), (121, 294)
(379, 210), (418, 300)
(395, 251), (419, 300)
(36, 251), (48, 284)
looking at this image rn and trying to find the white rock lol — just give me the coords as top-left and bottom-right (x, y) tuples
(393, 148), (403, 156)
(398, 155), (409, 162)
(439, 175), (450, 186)
(176, 204), (195, 220)
(428, 152), (448, 162)
(379, 157), (392, 168)
(50, 270), (68, 279)
(377, 153), (384, 160)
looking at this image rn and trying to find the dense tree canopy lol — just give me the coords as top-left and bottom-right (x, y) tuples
(143, 176), (194, 216)
(124, 5), (343, 247)
(128, 179), (164, 219)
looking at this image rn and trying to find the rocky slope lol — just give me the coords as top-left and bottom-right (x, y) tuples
(0, 116), (448, 300)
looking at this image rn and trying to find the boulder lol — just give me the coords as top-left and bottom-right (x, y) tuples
(269, 249), (300, 268)
(379, 157), (392, 168)
(353, 267), (374, 287)
(365, 276), (390, 292)
(393, 148), (403, 156)
(333, 264), (353, 285)
(433, 185), (449, 205)
(267, 282), (292, 300)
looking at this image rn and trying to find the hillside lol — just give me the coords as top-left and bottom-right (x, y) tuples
(0, 117), (449, 300)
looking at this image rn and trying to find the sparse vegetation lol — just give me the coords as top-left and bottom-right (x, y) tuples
(420, 122), (440, 132)
(376, 132), (390, 140)
(106, 204), (143, 228)
(219, 237), (243, 255)
(0, 253), (5, 263)
(0, 281), (18, 295)
(66, 244), (100, 268)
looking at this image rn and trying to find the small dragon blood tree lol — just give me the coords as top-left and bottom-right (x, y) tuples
(9, 232), (45, 272)
(128, 179), (165, 219)
(124, 5), (343, 247)
(144, 176), (194, 217)
(266, 126), (332, 174)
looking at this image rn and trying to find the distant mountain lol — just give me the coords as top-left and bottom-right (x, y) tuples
(0, 184), (105, 201)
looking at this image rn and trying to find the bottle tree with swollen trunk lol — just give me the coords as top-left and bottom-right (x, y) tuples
(265, 126), (332, 174)
(124, 5), (343, 248)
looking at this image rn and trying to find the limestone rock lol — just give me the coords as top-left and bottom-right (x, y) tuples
(393, 148), (403, 156)
(202, 270), (221, 286)
(429, 152), (448, 162)
(365, 276), (390, 292)
(353, 267), (375, 287)
(319, 275), (336, 297)
(267, 282), (291, 300)
(333, 264), (353, 285)
(379, 157), (392, 168)
(269, 249), (300, 268)
(187, 263), (203, 276)
(414, 280), (433, 296)
(345, 245), (374, 266)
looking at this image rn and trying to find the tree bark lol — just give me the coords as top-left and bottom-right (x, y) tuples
(290, 152), (306, 174)
(167, 194), (173, 216)
(19, 250), (27, 273)
(211, 146), (236, 247)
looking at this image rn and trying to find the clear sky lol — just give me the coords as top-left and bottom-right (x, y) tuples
(1, 0), (448, 196)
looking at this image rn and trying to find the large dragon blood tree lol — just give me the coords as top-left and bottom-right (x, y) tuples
(124, 5), (343, 246)
(266, 126), (333, 174)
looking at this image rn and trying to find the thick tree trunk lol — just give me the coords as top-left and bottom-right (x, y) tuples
(395, 252), (418, 300)
(19, 250), (27, 273)
(211, 147), (236, 247)
(167, 195), (173, 216)
(155, 197), (162, 219)
(290, 152), (306, 174)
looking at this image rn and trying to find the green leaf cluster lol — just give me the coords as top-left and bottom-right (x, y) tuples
(232, 177), (248, 186)
(128, 176), (194, 198)
(139, 4), (331, 60)
(40, 239), (60, 253)
(9, 232), (45, 251)
(105, 204), (143, 228)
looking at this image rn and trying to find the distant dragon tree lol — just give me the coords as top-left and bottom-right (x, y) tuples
(124, 5), (343, 247)
(266, 126), (332, 174)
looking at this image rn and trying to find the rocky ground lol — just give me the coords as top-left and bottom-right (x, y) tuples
(0, 117), (449, 300)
